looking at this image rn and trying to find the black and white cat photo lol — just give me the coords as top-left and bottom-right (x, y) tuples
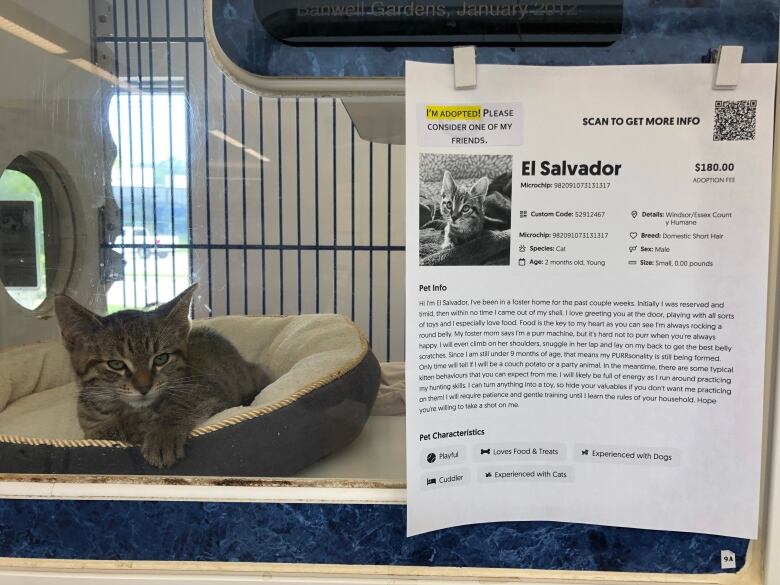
(418, 153), (512, 266)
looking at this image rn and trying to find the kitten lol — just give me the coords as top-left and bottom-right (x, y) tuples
(439, 171), (490, 249)
(54, 284), (267, 468)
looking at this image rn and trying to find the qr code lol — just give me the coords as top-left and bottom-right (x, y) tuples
(713, 100), (757, 141)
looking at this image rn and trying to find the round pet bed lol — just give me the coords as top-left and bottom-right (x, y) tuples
(0, 314), (380, 476)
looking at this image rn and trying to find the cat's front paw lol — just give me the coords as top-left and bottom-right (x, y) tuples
(141, 427), (188, 468)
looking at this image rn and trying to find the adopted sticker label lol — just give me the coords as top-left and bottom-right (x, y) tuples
(425, 105), (482, 120)
(418, 102), (523, 146)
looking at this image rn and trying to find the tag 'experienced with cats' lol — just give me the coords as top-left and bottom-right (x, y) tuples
(54, 284), (267, 468)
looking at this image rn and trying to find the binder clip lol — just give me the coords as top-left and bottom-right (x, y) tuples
(713, 45), (743, 90)
(453, 45), (477, 90)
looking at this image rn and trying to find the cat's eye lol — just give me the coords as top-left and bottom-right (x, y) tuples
(445, 201), (452, 209)
(107, 360), (126, 371)
(153, 353), (170, 367)
(462, 205), (471, 213)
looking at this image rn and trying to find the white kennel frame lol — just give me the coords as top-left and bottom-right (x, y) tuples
(0, 2), (780, 584)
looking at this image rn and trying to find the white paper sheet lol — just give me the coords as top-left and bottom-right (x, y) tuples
(404, 62), (776, 538)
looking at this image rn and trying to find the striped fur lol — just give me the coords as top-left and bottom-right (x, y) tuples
(54, 284), (267, 468)
(440, 171), (490, 248)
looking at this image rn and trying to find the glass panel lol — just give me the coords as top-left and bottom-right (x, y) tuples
(107, 92), (191, 312)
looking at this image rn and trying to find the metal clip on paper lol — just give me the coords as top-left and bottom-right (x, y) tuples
(453, 46), (477, 90)
(713, 45), (743, 90)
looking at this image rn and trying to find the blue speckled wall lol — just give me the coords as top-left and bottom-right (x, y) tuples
(0, 500), (749, 572)
(213, 0), (779, 77)
(1, 0), (773, 576)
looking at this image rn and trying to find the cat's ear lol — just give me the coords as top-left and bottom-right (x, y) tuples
(441, 171), (456, 196)
(470, 176), (490, 204)
(54, 295), (103, 348)
(157, 283), (197, 336)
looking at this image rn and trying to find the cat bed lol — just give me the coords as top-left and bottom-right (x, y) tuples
(419, 228), (511, 266)
(0, 314), (380, 476)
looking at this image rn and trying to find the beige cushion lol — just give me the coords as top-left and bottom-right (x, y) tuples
(0, 314), (366, 441)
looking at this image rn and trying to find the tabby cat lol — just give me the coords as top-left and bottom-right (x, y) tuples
(439, 170), (490, 249)
(54, 284), (266, 468)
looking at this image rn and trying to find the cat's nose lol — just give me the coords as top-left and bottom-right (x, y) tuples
(133, 370), (153, 394)
(134, 384), (152, 395)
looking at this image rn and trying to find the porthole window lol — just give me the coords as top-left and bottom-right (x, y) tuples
(0, 156), (55, 311)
